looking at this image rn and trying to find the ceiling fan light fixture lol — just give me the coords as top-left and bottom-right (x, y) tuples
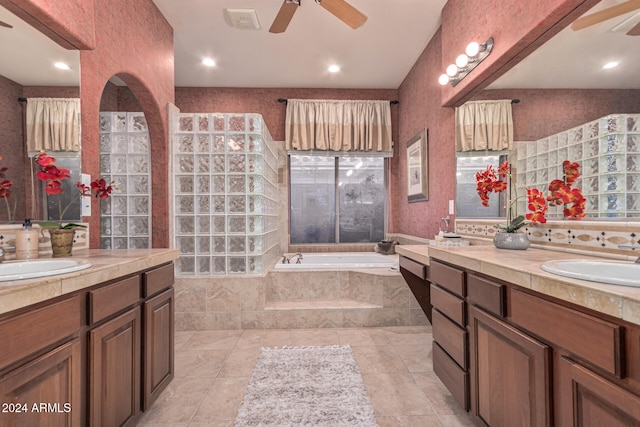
(603, 61), (619, 69)
(223, 8), (261, 30)
(328, 65), (341, 73)
(202, 58), (216, 67)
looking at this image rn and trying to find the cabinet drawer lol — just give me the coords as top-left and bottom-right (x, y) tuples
(431, 284), (465, 326)
(399, 256), (427, 279)
(89, 275), (141, 324)
(0, 296), (81, 369)
(429, 260), (465, 297)
(510, 289), (623, 377)
(432, 309), (467, 369)
(467, 274), (506, 318)
(433, 342), (469, 411)
(143, 262), (175, 298)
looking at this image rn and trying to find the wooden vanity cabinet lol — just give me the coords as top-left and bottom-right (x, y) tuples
(399, 255), (431, 322)
(429, 260), (469, 410)
(0, 261), (175, 427)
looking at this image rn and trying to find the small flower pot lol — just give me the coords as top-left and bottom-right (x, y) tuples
(493, 232), (530, 250)
(48, 229), (75, 257)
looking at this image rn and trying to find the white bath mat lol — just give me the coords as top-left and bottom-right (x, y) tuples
(234, 345), (378, 426)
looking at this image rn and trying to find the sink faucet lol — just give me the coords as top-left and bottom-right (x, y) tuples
(282, 252), (303, 264)
(618, 244), (640, 263)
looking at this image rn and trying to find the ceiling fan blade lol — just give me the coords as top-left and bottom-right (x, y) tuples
(628, 20), (640, 35)
(269, 0), (299, 34)
(571, 0), (640, 31)
(317, 0), (367, 29)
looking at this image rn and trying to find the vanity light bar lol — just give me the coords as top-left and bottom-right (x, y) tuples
(439, 37), (494, 87)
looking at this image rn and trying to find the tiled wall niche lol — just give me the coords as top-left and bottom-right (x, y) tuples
(516, 114), (640, 218)
(172, 113), (279, 276)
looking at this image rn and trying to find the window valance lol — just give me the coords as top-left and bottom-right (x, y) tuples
(285, 99), (393, 154)
(455, 100), (513, 152)
(26, 98), (81, 153)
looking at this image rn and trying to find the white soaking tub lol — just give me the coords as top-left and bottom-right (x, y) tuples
(274, 252), (398, 270)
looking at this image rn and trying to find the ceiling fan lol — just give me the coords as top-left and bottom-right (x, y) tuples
(269, 0), (367, 34)
(571, 0), (640, 36)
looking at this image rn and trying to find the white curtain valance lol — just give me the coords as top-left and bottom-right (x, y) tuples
(285, 99), (393, 154)
(26, 98), (81, 152)
(455, 100), (513, 152)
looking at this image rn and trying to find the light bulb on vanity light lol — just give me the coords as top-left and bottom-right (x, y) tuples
(446, 63), (458, 77)
(455, 54), (469, 68)
(465, 41), (480, 58)
(438, 74), (450, 85)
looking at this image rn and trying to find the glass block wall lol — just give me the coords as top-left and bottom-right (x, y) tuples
(99, 112), (152, 248)
(172, 113), (279, 275)
(516, 114), (640, 218)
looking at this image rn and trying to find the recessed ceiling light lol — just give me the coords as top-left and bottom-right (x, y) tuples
(202, 58), (216, 67)
(328, 65), (340, 73)
(54, 62), (70, 70)
(603, 61), (619, 69)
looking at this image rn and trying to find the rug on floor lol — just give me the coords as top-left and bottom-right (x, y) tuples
(234, 345), (378, 427)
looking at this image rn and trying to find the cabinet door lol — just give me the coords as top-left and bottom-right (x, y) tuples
(89, 307), (141, 427)
(558, 357), (640, 427)
(143, 287), (174, 410)
(0, 339), (81, 427)
(469, 306), (551, 427)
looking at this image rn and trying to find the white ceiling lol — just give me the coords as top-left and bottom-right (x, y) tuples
(151, 0), (448, 88)
(1, 0), (638, 91)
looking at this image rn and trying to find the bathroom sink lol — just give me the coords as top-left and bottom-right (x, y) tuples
(0, 259), (92, 282)
(541, 259), (640, 287)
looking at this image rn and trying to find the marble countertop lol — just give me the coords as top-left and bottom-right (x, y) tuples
(396, 244), (640, 326)
(0, 248), (179, 315)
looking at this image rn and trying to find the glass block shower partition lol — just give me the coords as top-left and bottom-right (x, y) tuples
(99, 112), (152, 249)
(172, 113), (279, 275)
(516, 114), (640, 218)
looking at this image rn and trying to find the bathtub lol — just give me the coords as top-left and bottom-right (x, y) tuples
(274, 252), (399, 270)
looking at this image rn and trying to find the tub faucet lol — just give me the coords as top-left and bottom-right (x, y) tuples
(618, 244), (640, 263)
(282, 252), (303, 264)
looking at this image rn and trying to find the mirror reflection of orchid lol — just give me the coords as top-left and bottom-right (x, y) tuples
(527, 160), (585, 224)
(0, 156), (15, 222)
(36, 152), (115, 229)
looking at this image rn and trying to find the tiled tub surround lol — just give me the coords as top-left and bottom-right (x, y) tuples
(174, 268), (428, 330)
(172, 113), (280, 276)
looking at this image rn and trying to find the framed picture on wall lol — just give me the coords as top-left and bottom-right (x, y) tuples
(407, 128), (428, 202)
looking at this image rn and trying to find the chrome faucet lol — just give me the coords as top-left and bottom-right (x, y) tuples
(282, 252), (303, 264)
(618, 244), (640, 263)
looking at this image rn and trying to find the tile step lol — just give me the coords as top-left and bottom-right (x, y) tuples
(265, 299), (381, 310)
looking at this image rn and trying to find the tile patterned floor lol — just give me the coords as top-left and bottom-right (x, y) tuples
(138, 326), (474, 427)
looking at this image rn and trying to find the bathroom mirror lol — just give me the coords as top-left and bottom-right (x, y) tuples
(0, 5), (80, 223)
(459, 0), (640, 220)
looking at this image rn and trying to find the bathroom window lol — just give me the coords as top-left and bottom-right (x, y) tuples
(456, 152), (508, 218)
(289, 155), (386, 244)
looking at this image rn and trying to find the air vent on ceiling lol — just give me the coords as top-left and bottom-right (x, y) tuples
(224, 8), (261, 30)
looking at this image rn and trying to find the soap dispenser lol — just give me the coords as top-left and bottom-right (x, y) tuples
(15, 219), (39, 260)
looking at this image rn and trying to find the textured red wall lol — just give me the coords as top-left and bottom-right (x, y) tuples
(393, 29), (455, 239)
(175, 87), (399, 143)
(475, 89), (640, 141)
(79, 0), (174, 248)
(439, 0), (600, 106)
